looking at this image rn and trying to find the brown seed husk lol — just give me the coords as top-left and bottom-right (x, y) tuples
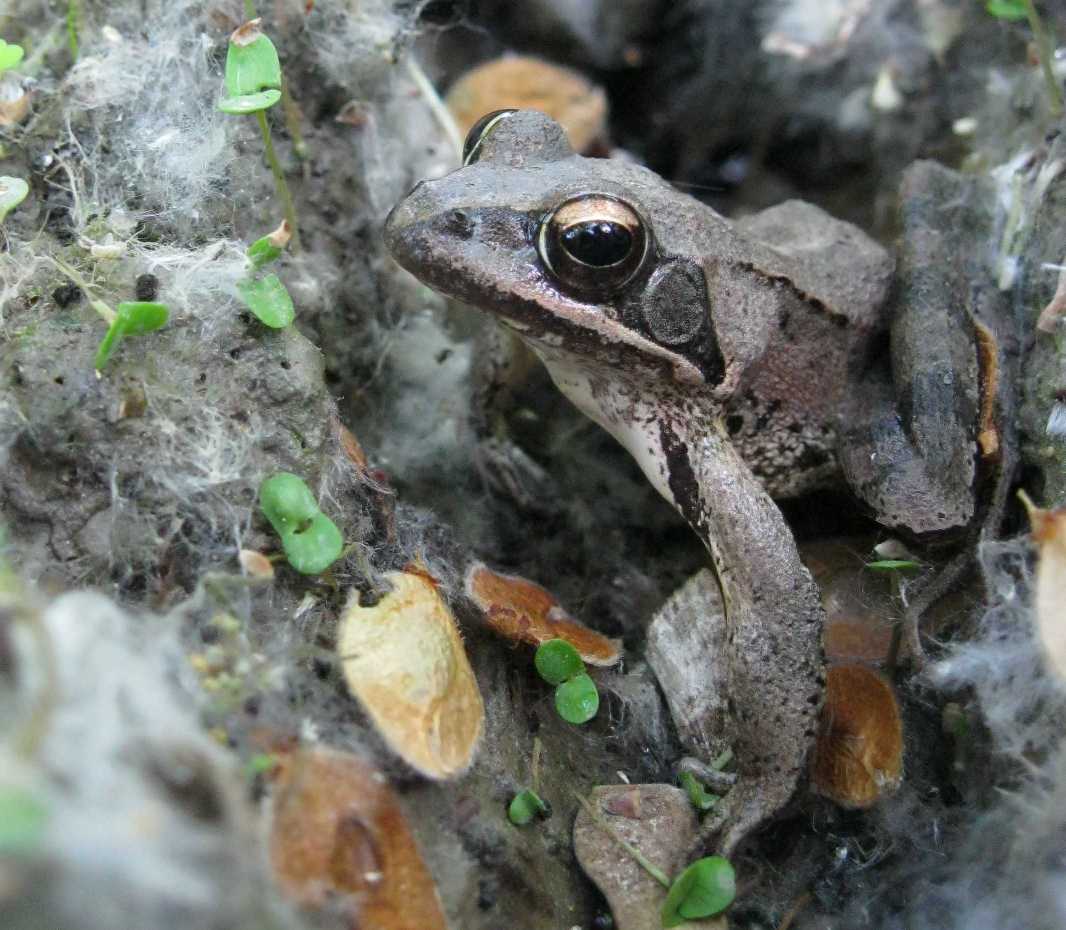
(465, 561), (621, 666)
(1027, 500), (1066, 679)
(338, 570), (483, 779)
(269, 746), (448, 930)
(445, 55), (608, 154)
(812, 664), (903, 808)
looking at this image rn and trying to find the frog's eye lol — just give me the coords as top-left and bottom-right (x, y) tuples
(462, 109), (519, 166)
(537, 194), (649, 297)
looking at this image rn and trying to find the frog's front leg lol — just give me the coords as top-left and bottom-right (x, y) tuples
(668, 423), (825, 854)
(553, 371), (826, 856)
(838, 162), (1008, 656)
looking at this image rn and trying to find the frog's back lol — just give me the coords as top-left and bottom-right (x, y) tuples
(710, 201), (894, 498)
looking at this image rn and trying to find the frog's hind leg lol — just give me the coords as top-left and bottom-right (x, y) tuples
(839, 161), (1011, 660)
(837, 161), (1000, 540)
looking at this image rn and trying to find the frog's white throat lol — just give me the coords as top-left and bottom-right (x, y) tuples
(532, 346), (704, 515)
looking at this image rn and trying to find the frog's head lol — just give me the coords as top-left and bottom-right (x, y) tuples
(384, 109), (731, 395)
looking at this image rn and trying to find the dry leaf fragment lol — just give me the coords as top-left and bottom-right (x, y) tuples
(464, 562), (621, 666)
(811, 664), (903, 808)
(573, 785), (727, 930)
(238, 548), (275, 580)
(1022, 494), (1066, 680)
(338, 571), (483, 779)
(0, 74), (31, 126)
(974, 320), (1001, 459)
(269, 746), (448, 930)
(1038, 259), (1066, 332)
(445, 56), (608, 154)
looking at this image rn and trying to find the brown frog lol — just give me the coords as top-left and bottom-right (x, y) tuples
(383, 109), (1005, 853)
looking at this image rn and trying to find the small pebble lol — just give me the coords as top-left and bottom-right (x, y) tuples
(135, 272), (159, 301)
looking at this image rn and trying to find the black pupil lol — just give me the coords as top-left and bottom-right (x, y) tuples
(560, 221), (633, 267)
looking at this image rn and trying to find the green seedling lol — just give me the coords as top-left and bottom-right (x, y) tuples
(219, 20), (300, 249)
(94, 302), (169, 369)
(534, 638), (584, 685)
(0, 786), (49, 856)
(219, 89), (281, 115)
(259, 472), (343, 575)
(661, 856), (736, 927)
(244, 752), (279, 779)
(247, 224), (288, 269)
(679, 771), (718, 813)
(237, 221), (296, 328)
(865, 559), (922, 572)
(0, 39), (24, 72)
(986, 0), (1028, 19)
(237, 273), (294, 328)
(49, 256), (170, 370)
(866, 551), (923, 673)
(986, 0), (1063, 115)
(534, 638), (600, 725)
(219, 19), (281, 111)
(508, 788), (551, 826)
(555, 671), (599, 724)
(0, 176), (29, 223)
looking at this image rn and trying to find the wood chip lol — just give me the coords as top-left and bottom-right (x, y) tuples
(1037, 258), (1066, 332)
(974, 319), (1000, 460)
(464, 562), (621, 666)
(269, 746), (448, 930)
(1024, 495), (1066, 680)
(811, 664), (903, 808)
(339, 571), (483, 779)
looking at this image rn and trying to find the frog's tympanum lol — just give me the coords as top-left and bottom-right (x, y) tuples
(384, 110), (996, 853)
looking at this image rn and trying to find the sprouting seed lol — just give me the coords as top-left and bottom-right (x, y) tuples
(259, 473), (343, 575)
(0, 39), (24, 72)
(679, 771), (718, 813)
(94, 301), (169, 370)
(0, 175), (29, 223)
(555, 672), (599, 725)
(661, 856), (736, 927)
(508, 789), (551, 826)
(236, 273), (295, 329)
(534, 638), (585, 685)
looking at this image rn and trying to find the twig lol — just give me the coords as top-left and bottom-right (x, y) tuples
(48, 256), (115, 323)
(531, 736), (542, 794)
(404, 55), (463, 162)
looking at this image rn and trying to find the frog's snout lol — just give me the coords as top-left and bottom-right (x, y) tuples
(382, 188), (424, 273)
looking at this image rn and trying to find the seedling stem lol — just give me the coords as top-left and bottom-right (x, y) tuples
(255, 110), (301, 251)
(1024, 0), (1064, 116)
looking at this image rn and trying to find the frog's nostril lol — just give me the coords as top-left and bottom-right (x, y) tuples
(444, 208), (474, 239)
